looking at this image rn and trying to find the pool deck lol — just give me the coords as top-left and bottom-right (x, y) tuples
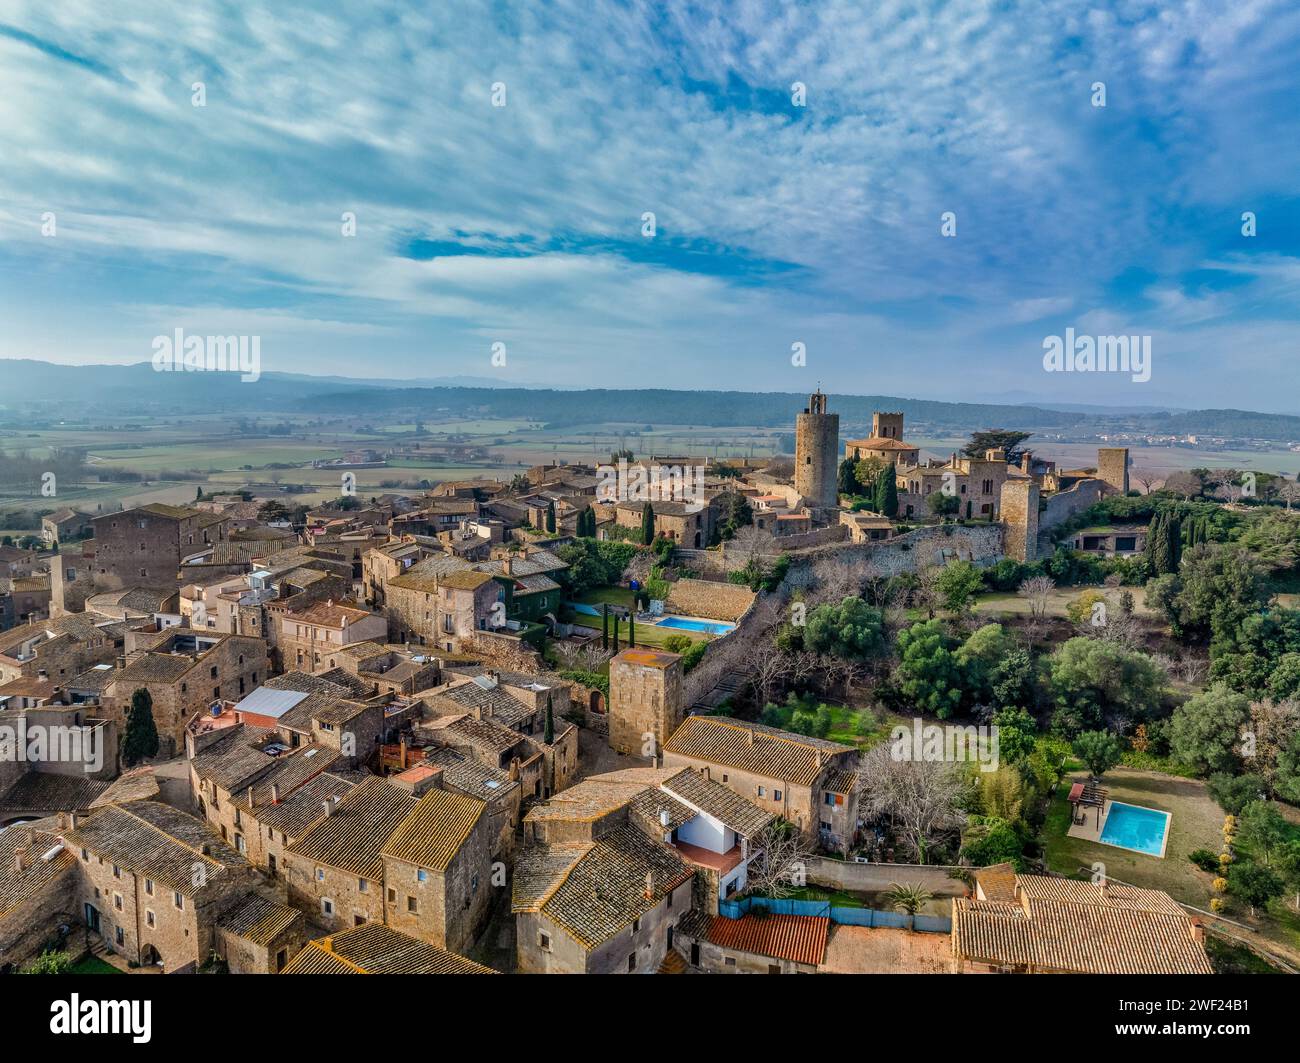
(1068, 799), (1170, 858)
(653, 613), (736, 632)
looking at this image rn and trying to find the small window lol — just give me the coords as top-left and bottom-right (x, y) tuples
(80, 848), (88, 862)
(387, 888), (396, 904)
(632, 917), (641, 933)
(724, 956), (737, 966)
(322, 898), (334, 916)
(539, 932), (551, 951)
(316, 868), (325, 882)
(113, 893), (123, 911)
(112, 864), (121, 879)
(173, 892), (184, 910)
(773, 789), (782, 801)
(407, 896), (418, 914)
(628, 953), (637, 971)
(144, 878), (154, 895)
(757, 786), (766, 798)
(146, 910), (156, 928)
(417, 869), (428, 883)
(358, 878), (368, 892)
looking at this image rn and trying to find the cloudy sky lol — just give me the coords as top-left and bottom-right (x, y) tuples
(0, 1), (1297, 410)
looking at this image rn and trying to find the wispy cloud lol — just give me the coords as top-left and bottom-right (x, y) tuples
(0, 0), (1297, 408)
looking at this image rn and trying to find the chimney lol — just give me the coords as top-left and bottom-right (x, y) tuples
(14, 848), (26, 874)
(247, 785), (254, 806)
(644, 871), (654, 901)
(200, 843), (211, 856)
(508, 757), (520, 781)
(1021, 451), (1033, 473)
(659, 809), (670, 828)
(270, 784), (279, 805)
(1190, 918), (1205, 945)
(746, 729), (754, 746)
(322, 799), (334, 817)
(502, 556), (513, 576)
(1098, 876), (1109, 898)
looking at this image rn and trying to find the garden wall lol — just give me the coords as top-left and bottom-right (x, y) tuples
(1040, 478), (1107, 535)
(806, 856), (968, 897)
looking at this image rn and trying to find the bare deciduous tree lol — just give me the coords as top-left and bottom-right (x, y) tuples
(1018, 575), (1055, 619)
(743, 822), (821, 898)
(856, 744), (968, 864)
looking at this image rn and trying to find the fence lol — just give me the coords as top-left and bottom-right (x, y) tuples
(718, 894), (951, 934)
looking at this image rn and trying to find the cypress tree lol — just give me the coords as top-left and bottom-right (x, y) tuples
(1145, 512), (1162, 573)
(628, 612), (635, 648)
(875, 465), (899, 518)
(1151, 512), (1172, 574)
(612, 614), (620, 654)
(545, 500), (556, 533)
(640, 502), (655, 544)
(837, 458), (859, 498)
(123, 688), (160, 766)
(601, 603), (609, 650)
(1167, 513), (1182, 571)
(544, 693), (554, 744)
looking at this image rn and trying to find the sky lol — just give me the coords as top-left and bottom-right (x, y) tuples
(0, 0), (1298, 411)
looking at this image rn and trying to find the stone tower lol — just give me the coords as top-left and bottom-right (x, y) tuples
(872, 411), (905, 440)
(795, 389), (839, 510)
(608, 648), (685, 759)
(1097, 447), (1130, 495)
(1000, 479), (1040, 563)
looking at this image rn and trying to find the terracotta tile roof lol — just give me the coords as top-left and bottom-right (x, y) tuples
(661, 768), (775, 838)
(844, 436), (917, 452)
(284, 599), (374, 628)
(0, 772), (109, 813)
(113, 652), (192, 684)
(424, 748), (517, 802)
(522, 778), (648, 824)
(379, 788), (485, 871)
(705, 913), (829, 966)
(663, 716), (851, 788)
(528, 824), (693, 950)
(952, 872), (1213, 975)
(251, 772), (356, 842)
(438, 570), (495, 591)
(0, 825), (78, 918)
(65, 801), (246, 895)
(512, 844), (592, 911)
(431, 714), (524, 757)
(219, 894), (303, 946)
(973, 862), (1017, 904)
(281, 923), (495, 974)
(626, 788), (696, 836)
(286, 777), (417, 880)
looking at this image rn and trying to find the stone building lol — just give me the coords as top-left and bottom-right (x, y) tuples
(1000, 479), (1041, 563)
(1097, 447), (1131, 495)
(0, 613), (116, 686)
(661, 716), (859, 850)
(276, 599), (389, 674)
(607, 648), (684, 760)
(90, 503), (229, 594)
(101, 629), (268, 757)
(894, 448), (1010, 521)
(794, 389), (839, 511)
(63, 801), (260, 973)
(842, 411), (921, 467)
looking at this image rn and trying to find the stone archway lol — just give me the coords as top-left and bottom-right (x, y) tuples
(589, 690), (604, 715)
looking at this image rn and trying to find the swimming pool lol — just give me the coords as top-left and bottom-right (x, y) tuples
(1099, 801), (1171, 857)
(656, 616), (736, 636)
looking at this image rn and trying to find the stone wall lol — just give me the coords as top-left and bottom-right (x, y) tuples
(664, 578), (756, 622)
(1000, 480), (1040, 563)
(806, 856), (967, 896)
(1040, 477), (1107, 535)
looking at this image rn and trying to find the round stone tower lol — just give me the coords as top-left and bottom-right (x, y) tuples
(795, 389), (839, 510)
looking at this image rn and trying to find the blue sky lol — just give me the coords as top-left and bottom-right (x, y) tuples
(0, 1), (1298, 410)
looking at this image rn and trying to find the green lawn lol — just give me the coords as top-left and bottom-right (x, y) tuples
(1042, 767), (1223, 908)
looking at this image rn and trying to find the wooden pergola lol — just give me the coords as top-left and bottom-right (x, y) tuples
(1067, 778), (1108, 828)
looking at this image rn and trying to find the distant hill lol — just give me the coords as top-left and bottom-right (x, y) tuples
(2, 359), (1299, 442)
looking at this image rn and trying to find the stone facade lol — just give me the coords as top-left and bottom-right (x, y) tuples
(1000, 480), (1040, 563)
(794, 390), (839, 510)
(90, 504), (229, 594)
(608, 648), (684, 759)
(1097, 447), (1131, 495)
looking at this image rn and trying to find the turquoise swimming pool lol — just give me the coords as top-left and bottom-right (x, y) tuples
(1099, 801), (1171, 857)
(656, 616), (735, 636)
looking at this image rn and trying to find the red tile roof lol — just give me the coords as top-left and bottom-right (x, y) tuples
(705, 913), (828, 966)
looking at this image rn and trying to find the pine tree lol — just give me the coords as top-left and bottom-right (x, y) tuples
(875, 465), (899, 518)
(640, 502), (655, 544)
(123, 688), (160, 766)
(544, 693), (554, 744)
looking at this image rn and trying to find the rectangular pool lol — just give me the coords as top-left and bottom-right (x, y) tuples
(656, 616), (735, 636)
(1099, 801), (1171, 858)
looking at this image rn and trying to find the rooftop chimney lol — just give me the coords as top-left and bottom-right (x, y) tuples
(14, 848), (26, 874)
(644, 871), (655, 901)
(322, 799), (334, 817)
(270, 784), (279, 805)
(659, 809), (670, 828)
(502, 556), (513, 576)
(246, 785), (254, 806)
(508, 757), (520, 782)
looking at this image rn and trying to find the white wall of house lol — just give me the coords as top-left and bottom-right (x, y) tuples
(676, 813), (734, 854)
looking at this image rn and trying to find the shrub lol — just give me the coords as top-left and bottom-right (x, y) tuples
(1188, 849), (1219, 872)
